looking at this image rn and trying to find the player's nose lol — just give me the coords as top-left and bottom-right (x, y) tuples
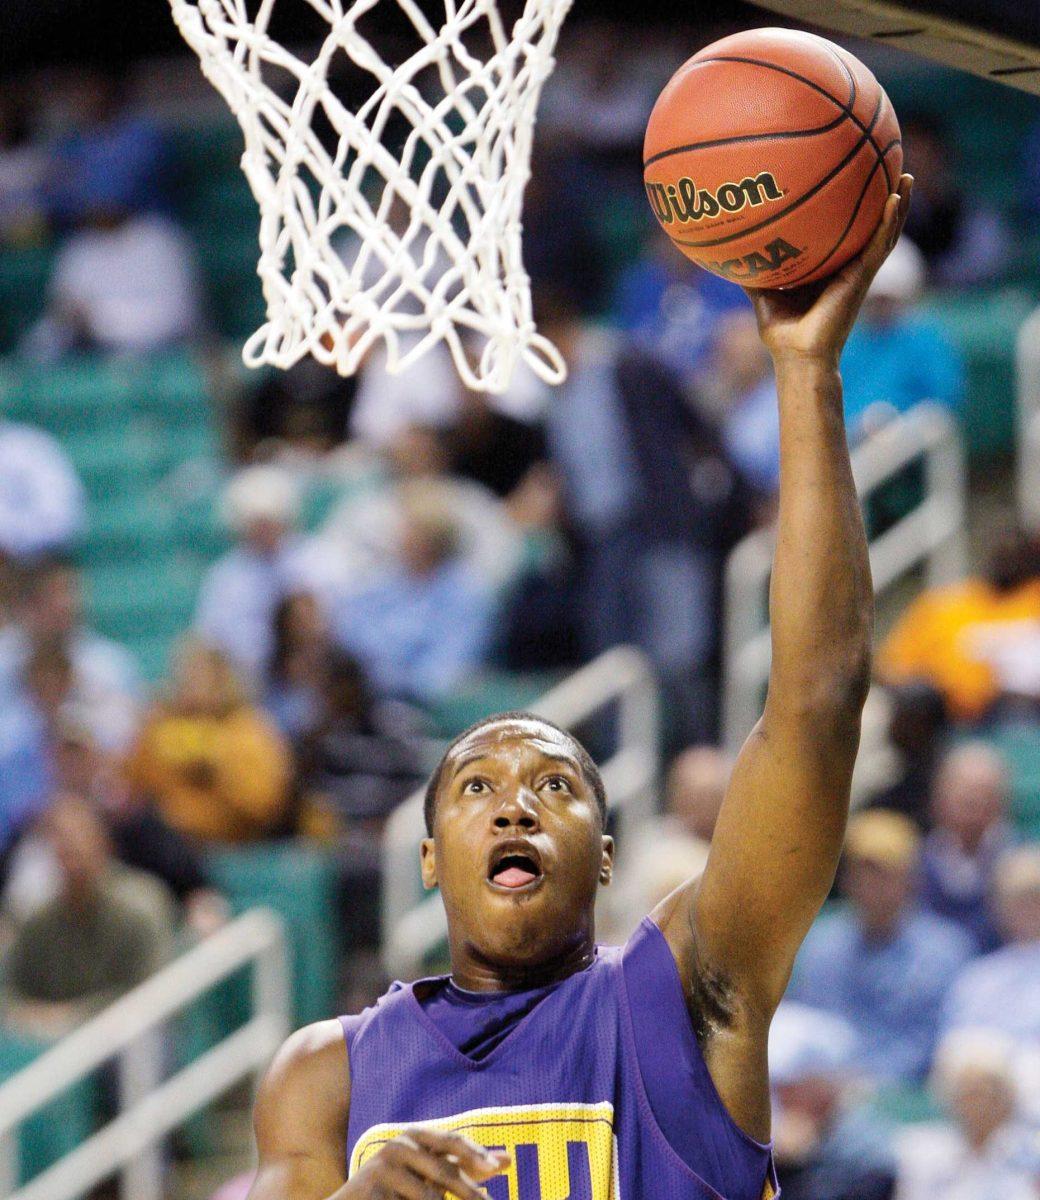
(492, 787), (540, 831)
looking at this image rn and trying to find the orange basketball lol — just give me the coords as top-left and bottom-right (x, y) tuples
(643, 28), (902, 290)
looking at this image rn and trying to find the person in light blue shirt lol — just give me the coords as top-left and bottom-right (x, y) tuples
(195, 465), (326, 688)
(332, 492), (494, 704)
(942, 846), (1040, 1047)
(790, 809), (976, 1084)
(839, 237), (964, 440)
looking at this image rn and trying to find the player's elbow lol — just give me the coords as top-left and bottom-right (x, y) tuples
(776, 645), (872, 728)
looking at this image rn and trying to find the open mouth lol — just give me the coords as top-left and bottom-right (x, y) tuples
(487, 844), (544, 891)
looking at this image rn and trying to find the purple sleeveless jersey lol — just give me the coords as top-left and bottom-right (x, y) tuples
(341, 918), (779, 1200)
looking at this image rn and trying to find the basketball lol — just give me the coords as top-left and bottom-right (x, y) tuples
(643, 28), (902, 289)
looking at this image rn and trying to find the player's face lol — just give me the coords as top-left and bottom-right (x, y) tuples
(421, 721), (613, 973)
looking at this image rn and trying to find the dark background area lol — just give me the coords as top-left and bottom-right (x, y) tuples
(2, 0), (770, 76)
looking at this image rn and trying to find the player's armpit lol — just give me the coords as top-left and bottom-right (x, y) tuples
(247, 1020), (351, 1200)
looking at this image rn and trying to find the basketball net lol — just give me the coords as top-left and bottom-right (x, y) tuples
(170, 0), (571, 392)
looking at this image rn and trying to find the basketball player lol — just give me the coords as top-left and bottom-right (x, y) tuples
(246, 175), (913, 1200)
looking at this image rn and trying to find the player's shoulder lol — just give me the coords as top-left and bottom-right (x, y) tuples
(253, 1020), (352, 1161)
(261, 1019), (350, 1113)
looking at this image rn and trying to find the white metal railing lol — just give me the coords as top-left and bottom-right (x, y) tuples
(1016, 306), (1040, 527)
(0, 908), (290, 1200)
(381, 647), (660, 978)
(722, 403), (967, 752)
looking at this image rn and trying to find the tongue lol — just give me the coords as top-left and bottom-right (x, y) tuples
(494, 866), (537, 888)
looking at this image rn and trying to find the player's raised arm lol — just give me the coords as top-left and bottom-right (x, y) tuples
(655, 174), (913, 1111)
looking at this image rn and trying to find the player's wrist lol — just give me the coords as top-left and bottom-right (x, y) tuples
(770, 347), (841, 374)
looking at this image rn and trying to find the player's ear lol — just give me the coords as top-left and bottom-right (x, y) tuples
(599, 835), (614, 886)
(420, 838), (438, 889)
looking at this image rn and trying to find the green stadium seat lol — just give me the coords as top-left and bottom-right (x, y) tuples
(207, 845), (340, 1027)
(869, 1083), (942, 1125)
(983, 721), (1040, 838)
(0, 246), (52, 353)
(428, 671), (562, 738)
(921, 288), (1036, 460)
(0, 1031), (97, 1185)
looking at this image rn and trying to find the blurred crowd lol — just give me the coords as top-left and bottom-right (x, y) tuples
(1, 23), (1040, 1200)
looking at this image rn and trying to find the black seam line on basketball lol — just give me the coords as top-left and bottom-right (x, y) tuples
(821, 40), (857, 112)
(779, 140), (893, 289)
(642, 113), (848, 169)
(689, 53), (894, 192)
(818, 41), (892, 192)
(669, 91), (883, 250)
(689, 56), (883, 149)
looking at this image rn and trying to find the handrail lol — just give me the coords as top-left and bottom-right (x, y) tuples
(381, 646), (660, 978)
(722, 403), (967, 752)
(1016, 306), (1040, 527)
(0, 908), (290, 1200)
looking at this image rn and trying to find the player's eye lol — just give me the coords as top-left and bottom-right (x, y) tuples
(541, 775), (571, 793)
(463, 778), (490, 795)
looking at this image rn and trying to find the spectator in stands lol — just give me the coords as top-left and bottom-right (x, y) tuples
(195, 465), (325, 687)
(0, 86), (48, 247)
(46, 68), (171, 228)
(896, 1029), (1039, 1200)
(24, 195), (203, 358)
(612, 228), (748, 386)
(295, 649), (425, 827)
(902, 114), (1008, 288)
(124, 638), (292, 844)
(316, 426), (524, 598)
(0, 418), (85, 561)
(920, 743), (1016, 953)
(0, 703), (50, 875)
(943, 846), (1040, 1048)
(663, 745), (731, 843)
(863, 682), (948, 827)
(710, 309), (781, 499)
(0, 557), (140, 752)
(790, 810), (974, 1082)
(264, 592), (329, 740)
(877, 529), (1040, 723)
(604, 835), (709, 945)
(3, 794), (175, 1039)
(540, 283), (754, 743)
(25, 77), (200, 360)
(3, 709), (228, 936)
(239, 355), (357, 461)
(331, 489), (495, 705)
(839, 237), (964, 442)
(768, 1003), (897, 1200)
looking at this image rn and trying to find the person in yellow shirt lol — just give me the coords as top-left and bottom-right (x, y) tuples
(125, 638), (292, 843)
(878, 533), (1040, 722)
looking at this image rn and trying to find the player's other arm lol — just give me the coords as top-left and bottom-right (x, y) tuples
(654, 176), (913, 1107)
(249, 1021), (508, 1200)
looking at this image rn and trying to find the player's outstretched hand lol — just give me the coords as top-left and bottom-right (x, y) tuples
(343, 1127), (510, 1199)
(745, 173), (913, 365)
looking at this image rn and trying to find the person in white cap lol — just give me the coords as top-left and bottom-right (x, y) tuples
(895, 1028), (1039, 1200)
(768, 1002), (897, 1200)
(194, 464), (323, 686)
(839, 236), (964, 441)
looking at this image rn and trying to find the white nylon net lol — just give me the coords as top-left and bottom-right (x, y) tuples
(170, 0), (571, 392)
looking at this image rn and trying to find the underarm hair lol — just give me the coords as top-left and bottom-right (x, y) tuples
(685, 941), (739, 1046)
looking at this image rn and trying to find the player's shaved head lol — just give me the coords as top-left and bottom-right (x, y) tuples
(424, 712), (606, 835)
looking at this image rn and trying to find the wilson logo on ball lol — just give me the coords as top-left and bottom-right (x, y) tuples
(645, 171), (783, 226)
(705, 237), (803, 280)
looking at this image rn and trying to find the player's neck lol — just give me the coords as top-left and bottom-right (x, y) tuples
(449, 936), (596, 993)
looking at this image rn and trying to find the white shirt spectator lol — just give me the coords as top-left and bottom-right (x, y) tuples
(895, 1122), (1038, 1200)
(348, 340), (461, 449)
(44, 213), (202, 354)
(0, 624), (141, 753)
(0, 422), (85, 560)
